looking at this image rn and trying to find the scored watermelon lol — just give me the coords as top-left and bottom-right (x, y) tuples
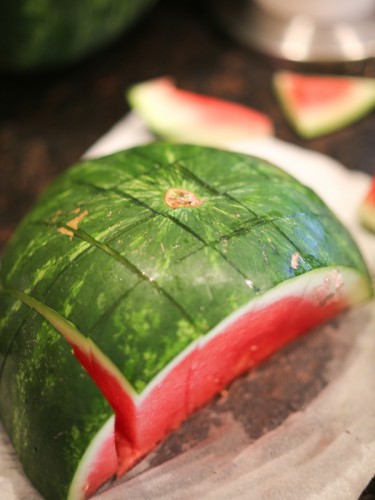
(273, 71), (375, 139)
(0, 144), (372, 500)
(127, 77), (273, 144)
(359, 175), (375, 233)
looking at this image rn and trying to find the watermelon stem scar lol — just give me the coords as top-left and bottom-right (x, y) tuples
(164, 188), (204, 209)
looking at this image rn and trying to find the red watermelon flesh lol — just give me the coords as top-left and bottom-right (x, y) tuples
(359, 175), (375, 233)
(273, 71), (375, 138)
(127, 77), (273, 144)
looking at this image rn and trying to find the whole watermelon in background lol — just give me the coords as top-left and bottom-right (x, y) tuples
(0, 0), (157, 71)
(0, 144), (372, 499)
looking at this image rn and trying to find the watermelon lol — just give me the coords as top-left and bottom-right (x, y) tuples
(0, 143), (372, 500)
(127, 77), (273, 145)
(273, 71), (375, 139)
(0, 0), (157, 71)
(359, 175), (375, 233)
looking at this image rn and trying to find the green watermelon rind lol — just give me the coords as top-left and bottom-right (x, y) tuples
(1, 143), (370, 393)
(0, 144), (372, 499)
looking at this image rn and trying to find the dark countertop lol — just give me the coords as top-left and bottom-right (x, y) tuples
(0, 0), (374, 497)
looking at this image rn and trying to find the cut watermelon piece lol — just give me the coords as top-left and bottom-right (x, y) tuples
(359, 175), (375, 233)
(0, 144), (372, 500)
(273, 71), (375, 139)
(127, 77), (273, 144)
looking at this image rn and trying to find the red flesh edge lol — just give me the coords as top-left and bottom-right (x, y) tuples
(72, 293), (346, 498)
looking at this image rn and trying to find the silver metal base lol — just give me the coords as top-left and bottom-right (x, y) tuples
(215, 0), (375, 62)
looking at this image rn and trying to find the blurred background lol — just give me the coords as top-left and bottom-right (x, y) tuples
(0, 0), (375, 497)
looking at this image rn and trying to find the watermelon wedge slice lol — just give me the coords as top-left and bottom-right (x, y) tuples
(273, 71), (375, 139)
(0, 144), (372, 500)
(359, 175), (375, 233)
(127, 77), (273, 144)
